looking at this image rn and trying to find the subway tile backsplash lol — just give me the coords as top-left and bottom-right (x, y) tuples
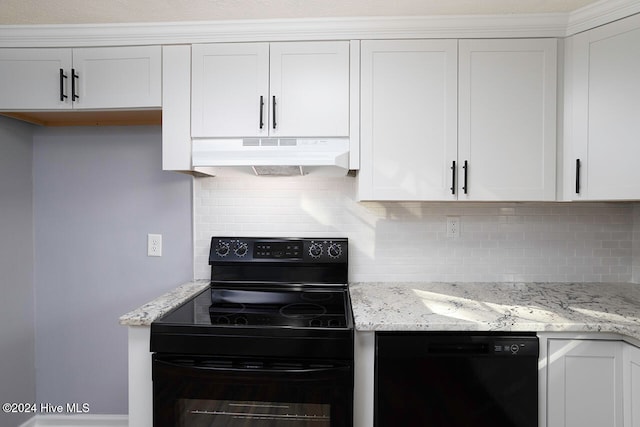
(633, 205), (640, 283)
(194, 176), (637, 283)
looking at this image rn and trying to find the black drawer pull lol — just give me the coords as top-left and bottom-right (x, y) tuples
(462, 160), (468, 194)
(450, 161), (456, 195)
(259, 96), (265, 129)
(575, 158), (581, 194)
(272, 95), (277, 129)
(59, 69), (68, 101)
(71, 69), (79, 101)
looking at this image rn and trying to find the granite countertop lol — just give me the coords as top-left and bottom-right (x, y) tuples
(350, 282), (640, 342)
(120, 280), (640, 343)
(119, 280), (210, 326)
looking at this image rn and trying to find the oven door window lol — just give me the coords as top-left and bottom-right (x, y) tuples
(153, 355), (352, 427)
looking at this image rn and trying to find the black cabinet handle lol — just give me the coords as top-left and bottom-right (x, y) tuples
(450, 161), (456, 195)
(71, 68), (79, 101)
(575, 158), (581, 194)
(462, 160), (468, 194)
(59, 69), (68, 101)
(259, 96), (264, 129)
(272, 95), (277, 130)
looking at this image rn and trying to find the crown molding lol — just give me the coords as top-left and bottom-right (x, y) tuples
(0, 1), (639, 48)
(566, 0), (640, 35)
(0, 14), (568, 48)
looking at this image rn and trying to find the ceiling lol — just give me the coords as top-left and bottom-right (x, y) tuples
(0, 0), (602, 25)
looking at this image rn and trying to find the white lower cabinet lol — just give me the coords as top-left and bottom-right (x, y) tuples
(128, 326), (152, 427)
(624, 343), (640, 427)
(547, 339), (624, 427)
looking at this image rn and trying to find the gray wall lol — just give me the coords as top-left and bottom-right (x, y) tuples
(33, 126), (193, 414)
(0, 116), (36, 426)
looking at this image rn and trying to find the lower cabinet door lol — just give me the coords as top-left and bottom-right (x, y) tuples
(547, 339), (623, 427)
(624, 343), (640, 427)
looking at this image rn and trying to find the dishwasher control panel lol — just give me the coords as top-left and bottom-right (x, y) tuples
(376, 332), (540, 358)
(490, 338), (539, 356)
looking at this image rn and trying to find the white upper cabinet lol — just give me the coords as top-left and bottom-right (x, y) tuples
(191, 43), (270, 137)
(191, 41), (350, 138)
(358, 39), (458, 200)
(162, 45), (193, 172)
(458, 39), (557, 201)
(71, 46), (162, 109)
(0, 46), (161, 110)
(358, 38), (556, 201)
(565, 14), (640, 200)
(0, 49), (71, 110)
(269, 42), (350, 137)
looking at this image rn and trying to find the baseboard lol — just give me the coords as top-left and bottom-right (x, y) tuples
(17, 414), (128, 427)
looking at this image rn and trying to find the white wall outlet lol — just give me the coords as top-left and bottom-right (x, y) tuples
(148, 233), (162, 257)
(446, 217), (460, 238)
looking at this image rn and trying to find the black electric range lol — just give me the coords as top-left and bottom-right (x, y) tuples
(150, 237), (354, 427)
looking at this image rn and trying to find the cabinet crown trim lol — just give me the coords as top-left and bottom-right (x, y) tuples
(1, 0), (640, 47)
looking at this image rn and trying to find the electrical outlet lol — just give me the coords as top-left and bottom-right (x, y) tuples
(148, 233), (162, 257)
(446, 217), (460, 238)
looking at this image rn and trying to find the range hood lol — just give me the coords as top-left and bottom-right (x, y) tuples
(191, 138), (350, 176)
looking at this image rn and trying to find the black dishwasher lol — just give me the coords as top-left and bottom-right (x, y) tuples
(375, 332), (538, 427)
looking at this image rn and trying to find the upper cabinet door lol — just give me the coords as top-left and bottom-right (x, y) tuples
(191, 41), (349, 139)
(0, 46), (161, 111)
(358, 39), (458, 201)
(0, 49), (72, 110)
(568, 14), (640, 200)
(458, 39), (557, 201)
(269, 41), (350, 138)
(191, 43), (270, 138)
(72, 46), (162, 109)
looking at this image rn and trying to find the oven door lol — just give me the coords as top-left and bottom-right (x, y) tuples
(153, 354), (353, 427)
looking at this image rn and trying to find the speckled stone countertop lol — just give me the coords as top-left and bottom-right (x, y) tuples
(119, 280), (210, 326)
(349, 282), (640, 342)
(120, 281), (640, 343)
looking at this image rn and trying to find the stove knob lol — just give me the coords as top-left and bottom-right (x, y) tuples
(328, 243), (343, 259)
(234, 242), (248, 257)
(309, 242), (323, 258)
(215, 241), (230, 257)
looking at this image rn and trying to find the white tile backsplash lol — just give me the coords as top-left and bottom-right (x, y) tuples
(194, 175), (636, 283)
(634, 205), (640, 283)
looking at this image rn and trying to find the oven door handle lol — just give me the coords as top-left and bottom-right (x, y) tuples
(155, 358), (349, 375)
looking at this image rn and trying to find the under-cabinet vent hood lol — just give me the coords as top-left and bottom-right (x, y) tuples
(192, 138), (350, 176)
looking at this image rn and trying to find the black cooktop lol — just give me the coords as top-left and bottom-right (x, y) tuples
(151, 285), (354, 359)
(151, 237), (353, 360)
(157, 285), (351, 329)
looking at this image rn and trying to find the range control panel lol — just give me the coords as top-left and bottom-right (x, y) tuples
(209, 237), (348, 263)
